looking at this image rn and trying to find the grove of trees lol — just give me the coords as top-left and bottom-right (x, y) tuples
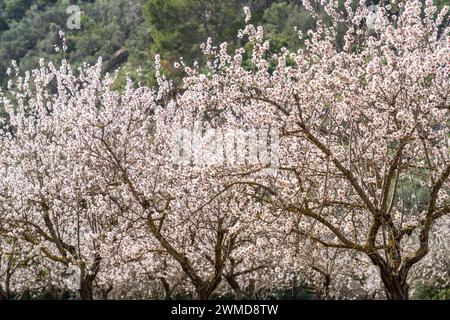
(0, 0), (449, 300)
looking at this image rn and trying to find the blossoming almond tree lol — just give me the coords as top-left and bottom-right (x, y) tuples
(0, 54), (284, 300)
(170, 0), (449, 299)
(0, 0), (448, 301)
(77, 75), (284, 299)
(0, 59), (131, 299)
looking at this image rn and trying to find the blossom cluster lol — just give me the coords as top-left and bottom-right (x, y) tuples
(0, 0), (448, 300)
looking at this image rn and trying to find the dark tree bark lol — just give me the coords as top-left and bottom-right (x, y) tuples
(0, 286), (9, 300)
(100, 285), (113, 300)
(379, 268), (409, 300)
(78, 253), (102, 300)
(79, 278), (94, 300)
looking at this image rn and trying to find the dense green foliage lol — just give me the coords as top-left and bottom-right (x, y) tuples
(0, 0), (150, 87)
(412, 284), (450, 300)
(1, 0), (447, 88)
(0, 0), (344, 87)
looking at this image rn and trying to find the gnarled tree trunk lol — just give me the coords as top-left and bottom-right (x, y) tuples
(78, 253), (102, 300)
(379, 268), (409, 300)
(79, 278), (94, 300)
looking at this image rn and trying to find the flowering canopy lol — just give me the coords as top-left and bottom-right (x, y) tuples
(0, 0), (449, 300)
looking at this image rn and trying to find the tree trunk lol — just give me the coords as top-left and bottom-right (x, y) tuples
(160, 278), (172, 300)
(195, 283), (220, 300)
(196, 292), (209, 300)
(379, 269), (409, 300)
(100, 285), (113, 300)
(79, 278), (94, 300)
(321, 274), (331, 300)
(225, 274), (244, 299)
(196, 285), (216, 300)
(78, 253), (101, 300)
(0, 286), (9, 300)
